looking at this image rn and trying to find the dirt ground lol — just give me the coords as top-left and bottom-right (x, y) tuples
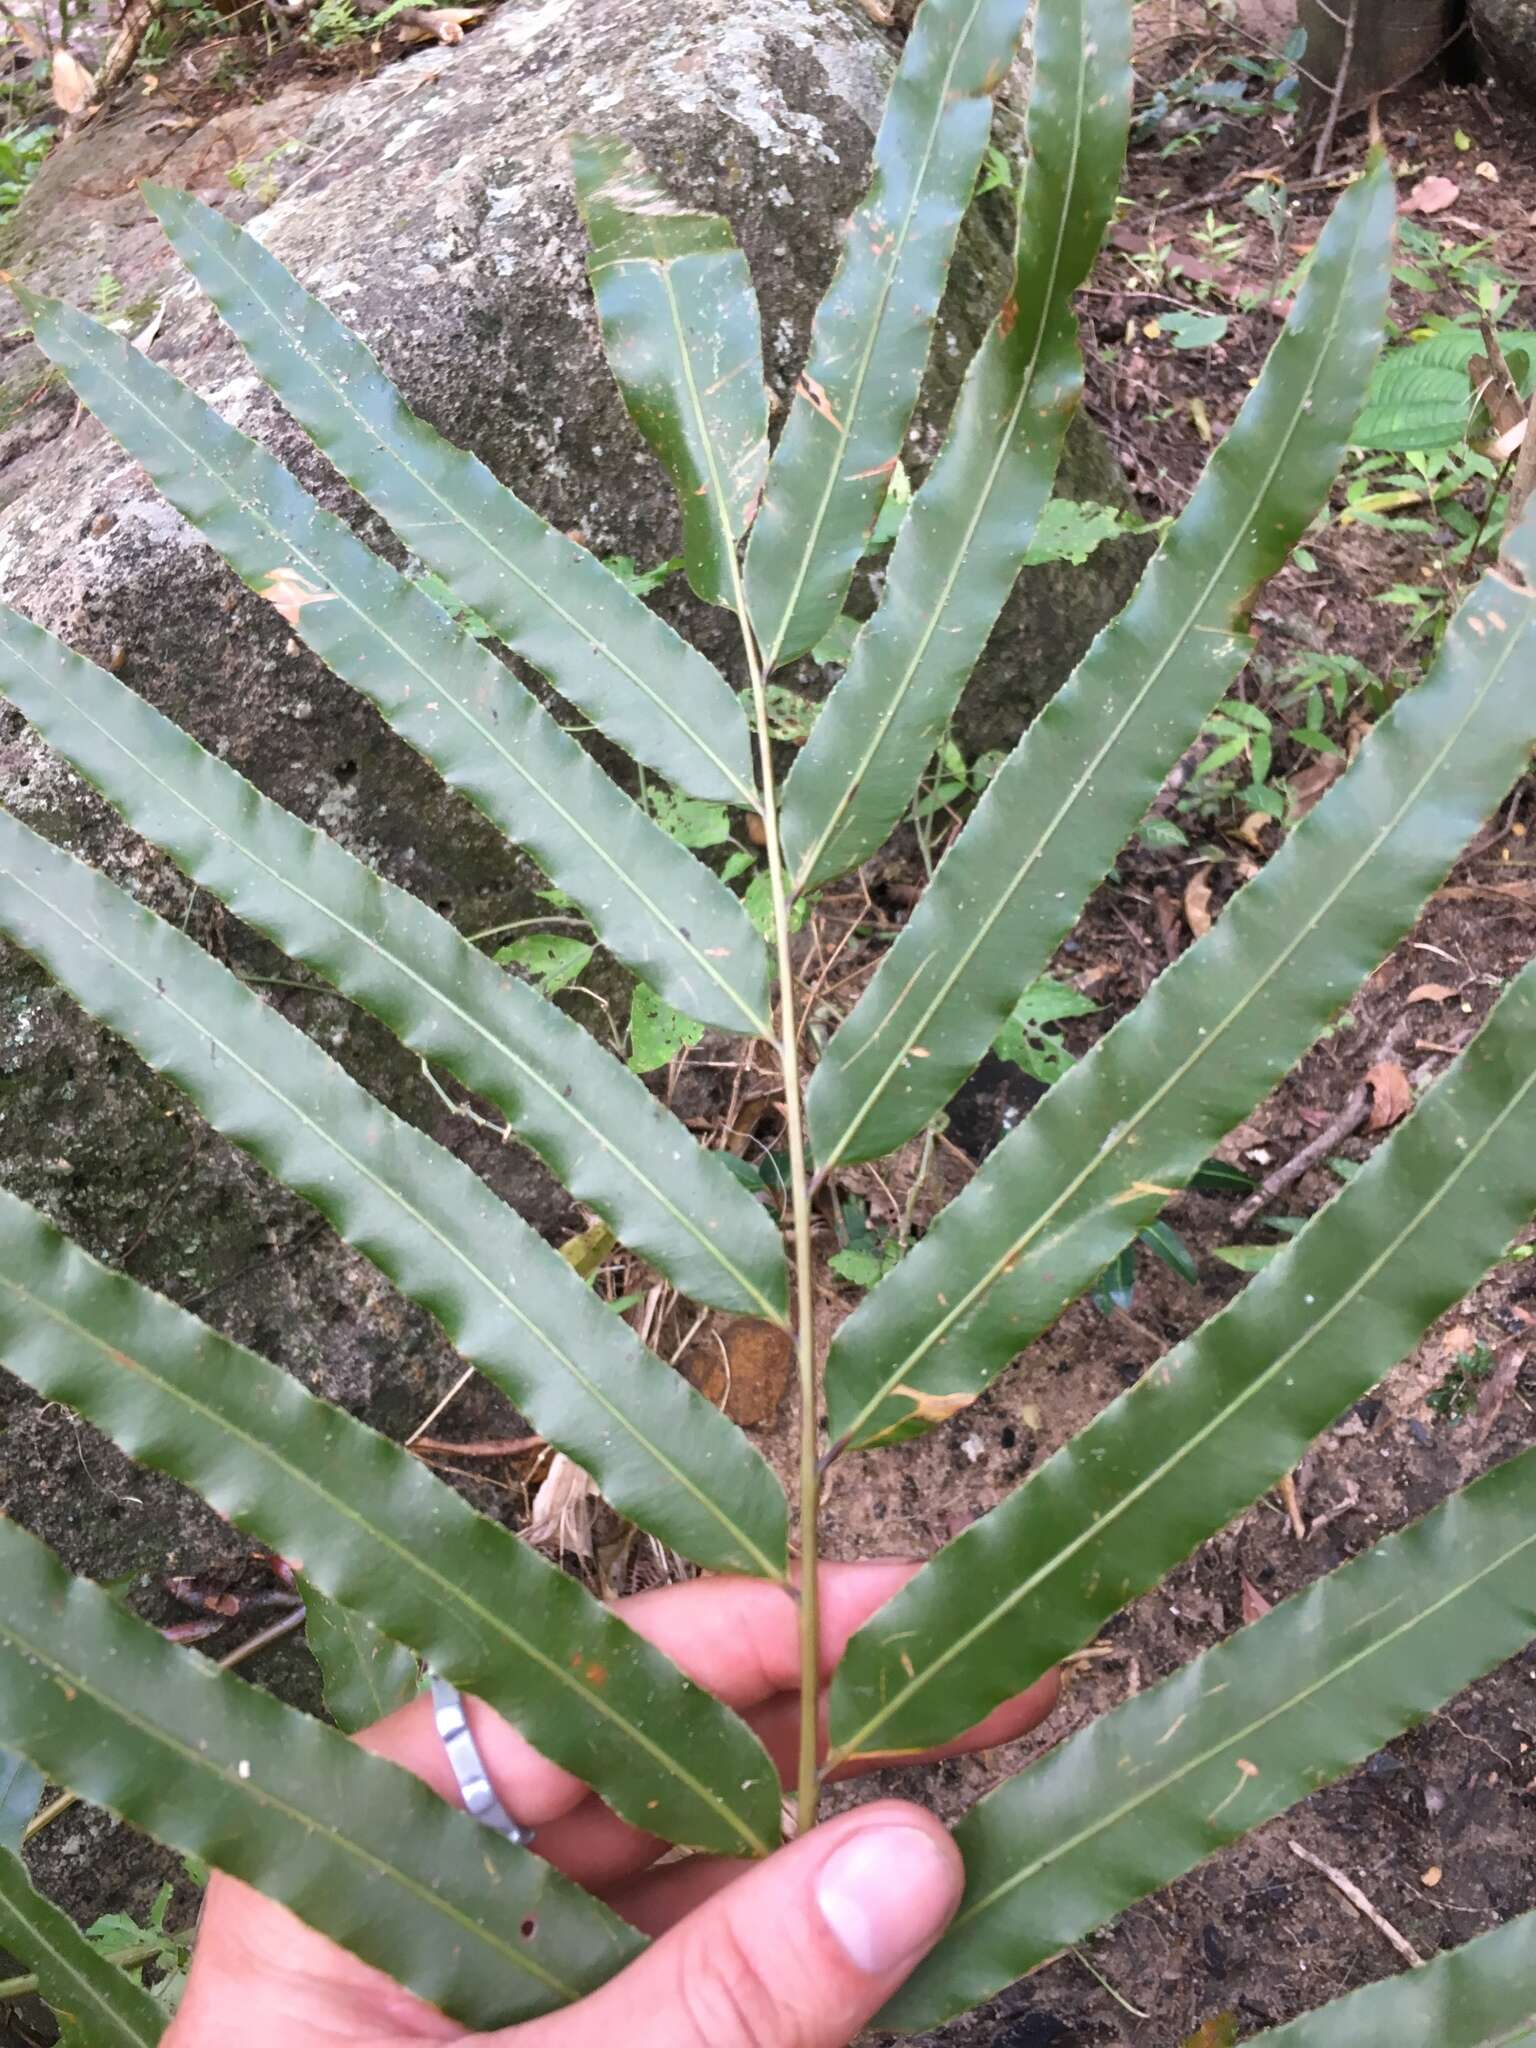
(1, 4), (1535, 2045)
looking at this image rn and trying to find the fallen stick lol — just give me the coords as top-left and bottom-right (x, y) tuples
(1288, 1840), (1424, 1968)
(413, 1433), (543, 1459)
(1278, 1469), (1307, 1542)
(1232, 1083), (1369, 1230)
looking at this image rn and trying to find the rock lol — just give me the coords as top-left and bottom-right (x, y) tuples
(1471, 0), (1536, 99)
(680, 1317), (795, 1426)
(0, 0), (1141, 1607)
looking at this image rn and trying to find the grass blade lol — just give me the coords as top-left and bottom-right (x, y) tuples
(0, 603), (787, 1323)
(19, 289), (769, 1039)
(572, 135), (768, 610)
(0, 1518), (642, 2030)
(882, 1443), (1536, 2030)
(0, 811), (788, 1580)
(1245, 1911), (1536, 2045)
(780, 0), (1133, 892)
(0, 1186), (782, 1855)
(743, 0), (1031, 669)
(0, 1851), (165, 2046)
(825, 472), (1536, 1454)
(808, 160), (1396, 1168)
(829, 953), (1536, 1758)
(145, 185), (755, 806)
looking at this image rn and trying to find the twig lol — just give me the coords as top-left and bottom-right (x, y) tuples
(412, 1433), (543, 1459)
(1311, 0), (1359, 177)
(1070, 1947), (1150, 2020)
(217, 1604), (307, 1671)
(1503, 392), (1536, 579)
(1306, 1477), (1360, 1537)
(1288, 1840), (1424, 1967)
(1231, 1083), (1369, 1229)
(68, 0), (158, 130)
(405, 1364), (476, 1446)
(1278, 1469), (1307, 1542)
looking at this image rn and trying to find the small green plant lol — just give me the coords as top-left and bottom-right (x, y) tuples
(1427, 1340), (1498, 1424)
(0, 3), (1533, 2042)
(86, 1871), (199, 2013)
(0, 125), (48, 220)
(88, 269), (124, 321)
(304, 0), (412, 44)
(828, 1197), (903, 1290)
(226, 139), (301, 206)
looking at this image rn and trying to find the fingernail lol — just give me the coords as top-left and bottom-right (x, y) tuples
(816, 1825), (961, 1976)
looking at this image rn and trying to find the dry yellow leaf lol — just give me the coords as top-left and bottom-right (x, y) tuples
(892, 1383), (979, 1425)
(257, 566), (338, 628)
(1184, 863), (1214, 940)
(1365, 1060), (1413, 1132)
(50, 47), (94, 115)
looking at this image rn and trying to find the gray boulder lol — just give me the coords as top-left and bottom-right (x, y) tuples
(1471, 0), (1536, 98)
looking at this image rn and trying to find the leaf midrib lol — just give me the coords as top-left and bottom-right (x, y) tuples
(0, 1610), (582, 2001)
(820, 192), (1375, 1166)
(790, 12), (1093, 893)
(0, 849), (782, 1583)
(755, 0), (994, 672)
(0, 1856), (161, 2047)
(0, 622), (784, 1327)
(837, 589), (1530, 1448)
(173, 206), (759, 811)
(39, 306), (769, 1040)
(0, 1270), (772, 1856)
(835, 979), (1536, 1758)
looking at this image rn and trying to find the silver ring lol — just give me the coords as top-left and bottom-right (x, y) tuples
(431, 1678), (536, 1847)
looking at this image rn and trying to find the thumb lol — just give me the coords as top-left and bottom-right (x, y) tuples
(509, 1801), (962, 2048)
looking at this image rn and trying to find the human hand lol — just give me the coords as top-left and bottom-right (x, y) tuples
(166, 1561), (1056, 2047)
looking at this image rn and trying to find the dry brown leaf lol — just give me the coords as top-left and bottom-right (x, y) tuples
(257, 566), (338, 627)
(1401, 175), (1459, 215)
(524, 1452), (596, 1560)
(1365, 1060), (1413, 1132)
(1236, 811), (1273, 851)
(396, 6), (482, 42)
(1405, 982), (1457, 1005)
(10, 13), (47, 59)
(1184, 863), (1214, 940)
(1287, 752), (1345, 820)
(1240, 1574), (1273, 1625)
(795, 373), (844, 431)
(1182, 2017), (1239, 2048)
(50, 47), (95, 115)
(891, 1383), (979, 1426)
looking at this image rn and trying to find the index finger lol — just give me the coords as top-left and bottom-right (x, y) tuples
(358, 1559), (926, 1828)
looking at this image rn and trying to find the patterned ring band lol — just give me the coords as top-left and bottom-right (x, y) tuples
(430, 1677), (537, 1847)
